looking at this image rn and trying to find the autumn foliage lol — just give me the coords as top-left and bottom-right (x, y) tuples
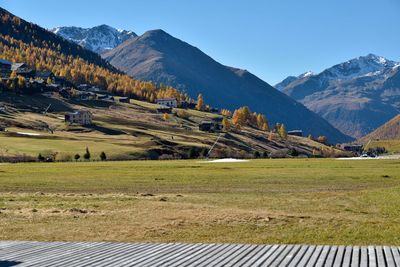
(231, 106), (269, 131)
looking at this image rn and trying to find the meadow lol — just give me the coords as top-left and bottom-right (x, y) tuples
(1, 158), (400, 245)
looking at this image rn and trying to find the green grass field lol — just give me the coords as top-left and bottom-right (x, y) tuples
(1, 158), (400, 245)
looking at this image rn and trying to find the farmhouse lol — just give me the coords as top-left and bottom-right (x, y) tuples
(36, 71), (55, 82)
(11, 63), (35, 78)
(65, 110), (93, 125)
(342, 144), (363, 153)
(180, 101), (196, 109)
(156, 98), (177, 108)
(288, 130), (303, 137)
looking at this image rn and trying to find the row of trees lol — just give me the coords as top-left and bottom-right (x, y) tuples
(37, 148), (107, 162)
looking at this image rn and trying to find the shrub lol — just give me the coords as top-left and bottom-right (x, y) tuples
(288, 148), (299, 157)
(100, 151), (107, 161)
(188, 147), (200, 159)
(37, 153), (45, 162)
(176, 110), (190, 119)
(83, 147), (91, 160)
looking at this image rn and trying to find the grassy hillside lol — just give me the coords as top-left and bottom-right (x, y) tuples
(359, 114), (400, 142)
(359, 114), (400, 152)
(1, 158), (400, 245)
(0, 92), (342, 160)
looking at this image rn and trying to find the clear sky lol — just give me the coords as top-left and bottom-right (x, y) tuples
(2, 0), (400, 84)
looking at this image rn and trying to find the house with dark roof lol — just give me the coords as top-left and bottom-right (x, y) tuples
(288, 130), (303, 137)
(36, 71), (55, 82)
(11, 63), (35, 78)
(156, 98), (177, 108)
(65, 110), (93, 125)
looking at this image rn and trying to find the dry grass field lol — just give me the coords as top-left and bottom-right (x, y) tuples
(1, 158), (400, 245)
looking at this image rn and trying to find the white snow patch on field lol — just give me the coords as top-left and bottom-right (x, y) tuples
(16, 132), (41, 136)
(200, 158), (249, 163)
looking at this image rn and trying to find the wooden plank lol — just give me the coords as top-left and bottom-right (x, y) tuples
(3, 242), (69, 261)
(239, 245), (274, 267)
(140, 243), (203, 267)
(37, 243), (116, 266)
(155, 243), (210, 267)
(350, 246), (359, 267)
(127, 243), (188, 266)
(183, 244), (231, 266)
(197, 244), (245, 267)
(333, 245), (345, 266)
(12, 242), (91, 265)
(90, 243), (161, 267)
(383, 246), (396, 267)
(368, 246), (377, 267)
(218, 244), (260, 267)
(375, 246), (386, 267)
(168, 244), (222, 267)
(213, 244), (256, 267)
(303, 245), (322, 266)
(232, 244), (269, 266)
(275, 245), (301, 266)
(324, 245), (338, 267)
(391, 247), (400, 267)
(260, 245), (287, 266)
(251, 244), (280, 266)
(169, 243), (225, 267)
(315, 245), (331, 267)
(360, 246), (369, 267)
(269, 245), (296, 266)
(43, 242), (136, 267)
(287, 245), (310, 267)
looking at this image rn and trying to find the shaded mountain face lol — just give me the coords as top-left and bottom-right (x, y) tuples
(277, 54), (400, 138)
(51, 25), (136, 53)
(102, 29), (352, 143)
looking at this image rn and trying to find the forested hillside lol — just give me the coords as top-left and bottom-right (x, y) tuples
(0, 7), (186, 102)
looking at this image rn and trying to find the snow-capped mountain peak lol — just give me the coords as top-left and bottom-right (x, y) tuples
(51, 25), (137, 53)
(298, 71), (314, 79)
(322, 54), (397, 81)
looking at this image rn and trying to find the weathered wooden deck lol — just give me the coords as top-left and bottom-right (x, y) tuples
(0, 241), (399, 266)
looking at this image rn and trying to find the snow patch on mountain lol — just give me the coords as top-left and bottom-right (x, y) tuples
(51, 25), (137, 53)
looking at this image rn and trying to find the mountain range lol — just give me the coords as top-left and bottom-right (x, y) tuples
(276, 54), (400, 138)
(52, 25), (351, 143)
(51, 25), (137, 53)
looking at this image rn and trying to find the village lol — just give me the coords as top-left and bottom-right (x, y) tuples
(0, 59), (301, 132)
(0, 58), (230, 131)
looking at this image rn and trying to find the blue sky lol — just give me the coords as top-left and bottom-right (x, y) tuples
(2, 0), (400, 84)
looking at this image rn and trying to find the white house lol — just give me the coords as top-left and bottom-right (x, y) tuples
(156, 98), (177, 108)
(65, 110), (93, 125)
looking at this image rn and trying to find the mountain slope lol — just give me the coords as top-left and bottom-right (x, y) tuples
(277, 54), (400, 138)
(359, 114), (400, 143)
(51, 25), (136, 53)
(0, 8), (187, 103)
(102, 29), (351, 143)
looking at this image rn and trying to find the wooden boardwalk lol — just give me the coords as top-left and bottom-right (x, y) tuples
(1, 241), (400, 266)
